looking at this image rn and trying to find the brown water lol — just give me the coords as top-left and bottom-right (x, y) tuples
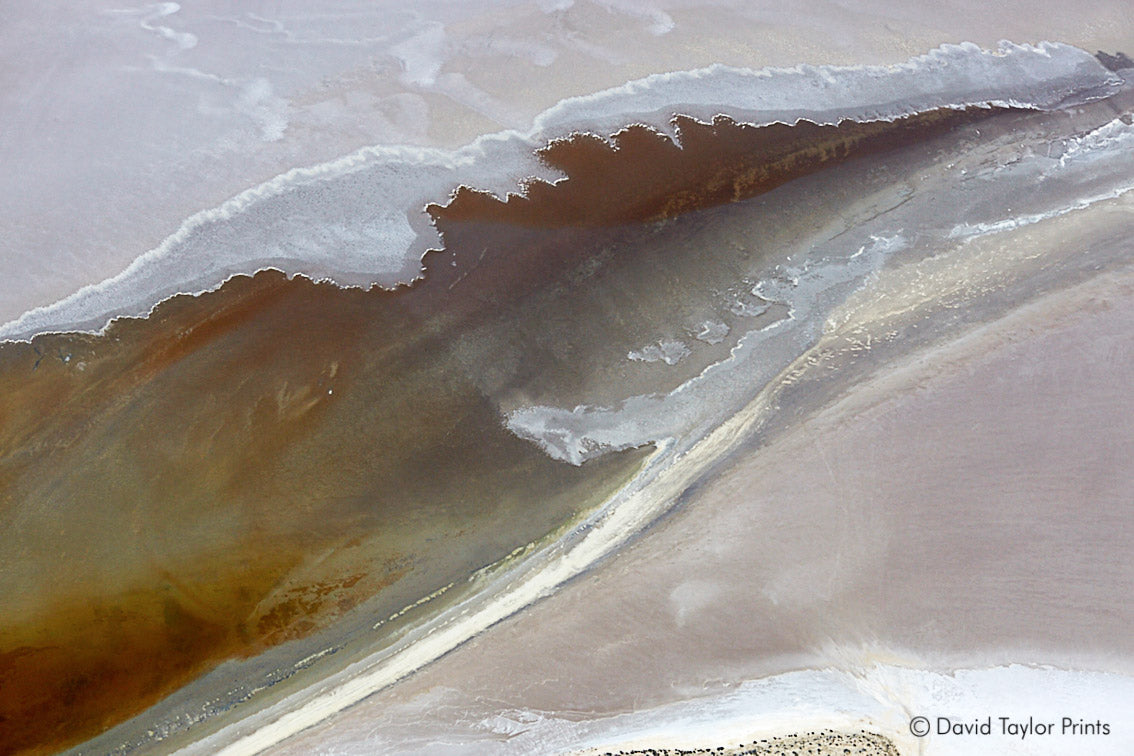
(0, 107), (1005, 755)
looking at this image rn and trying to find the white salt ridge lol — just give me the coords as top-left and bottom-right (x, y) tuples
(531, 41), (1119, 138)
(0, 41), (1120, 343)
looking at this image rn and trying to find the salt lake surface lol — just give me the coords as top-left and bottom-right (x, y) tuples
(1, 3), (1132, 755)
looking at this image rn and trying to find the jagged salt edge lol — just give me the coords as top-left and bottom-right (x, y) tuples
(0, 40), (1120, 343)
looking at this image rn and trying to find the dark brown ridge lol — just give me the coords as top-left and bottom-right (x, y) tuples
(429, 108), (991, 231)
(0, 105), (1007, 755)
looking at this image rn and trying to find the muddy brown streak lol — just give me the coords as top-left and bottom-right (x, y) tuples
(0, 106), (1004, 755)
